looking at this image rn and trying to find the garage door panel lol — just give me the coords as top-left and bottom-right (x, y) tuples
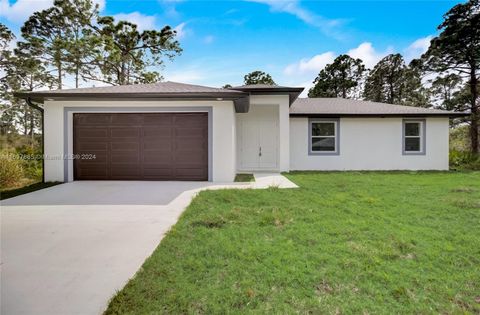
(175, 113), (207, 125)
(143, 126), (173, 137)
(142, 168), (174, 177)
(110, 127), (140, 138)
(76, 115), (110, 125)
(175, 155), (207, 165)
(176, 127), (207, 137)
(175, 168), (207, 179)
(111, 142), (139, 151)
(143, 152), (173, 164)
(175, 138), (207, 151)
(143, 114), (174, 125)
(77, 142), (108, 151)
(76, 128), (108, 138)
(143, 139), (172, 150)
(111, 114), (143, 124)
(74, 113), (208, 181)
(111, 153), (140, 163)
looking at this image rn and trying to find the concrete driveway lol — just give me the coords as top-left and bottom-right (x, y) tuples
(1, 175), (296, 315)
(0, 181), (242, 315)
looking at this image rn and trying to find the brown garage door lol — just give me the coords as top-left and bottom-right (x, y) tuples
(73, 113), (208, 181)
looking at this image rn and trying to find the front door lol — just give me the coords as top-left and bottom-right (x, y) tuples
(238, 105), (279, 171)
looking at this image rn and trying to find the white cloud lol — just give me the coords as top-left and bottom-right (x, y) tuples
(347, 42), (392, 68)
(248, 0), (342, 37)
(0, 0), (53, 23)
(203, 35), (214, 44)
(284, 51), (336, 76)
(174, 22), (188, 39)
(113, 12), (156, 32)
(403, 35), (433, 62)
(158, 0), (182, 18)
(0, 0), (105, 24)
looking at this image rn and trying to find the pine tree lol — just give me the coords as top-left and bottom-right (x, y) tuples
(308, 54), (365, 99)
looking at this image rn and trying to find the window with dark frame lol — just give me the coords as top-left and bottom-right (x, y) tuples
(311, 121), (337, 153)
(403, 120), (424, 154)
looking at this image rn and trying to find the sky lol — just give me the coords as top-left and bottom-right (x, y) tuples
(0, 0), (462, 95)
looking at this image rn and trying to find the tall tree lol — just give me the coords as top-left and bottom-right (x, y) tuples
(243, 71), (276, 85)
(18, 5), (67, 89)
(429, 73), (463, 111)
(3, 52), (55, 137)
(363, 54), (428, 106)
(422, 0), (480, 152)
(18, 0), (102, 89)
(0, 23), (16, 135)
(308, 54), (366, 99)
(58, 0), (102, 88)
(0, 23), (15, 74)
(364, 54), (406, 104)
(402, 60), (430, 108)
(1, 23), (55, 136)
(95, 17), (181, 85)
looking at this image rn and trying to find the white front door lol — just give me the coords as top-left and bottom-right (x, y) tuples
(238, 105), (279, 171)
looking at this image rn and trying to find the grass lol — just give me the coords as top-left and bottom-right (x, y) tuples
(0, 181), (62, 200)
(105, 172), (480, 314)
(234, 173), (255, 182)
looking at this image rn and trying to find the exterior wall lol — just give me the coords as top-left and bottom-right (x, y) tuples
(235, 95), (290, 172)
(290, 117), (450, 170)
(43, 100), (237, 182)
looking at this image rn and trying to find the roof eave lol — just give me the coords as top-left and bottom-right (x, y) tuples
(14, 91), (247, 102)
(289, 112), (470, 118)
(228, 87), (304, 106)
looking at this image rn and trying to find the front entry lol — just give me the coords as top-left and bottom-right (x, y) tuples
(237, 105), (279, 171)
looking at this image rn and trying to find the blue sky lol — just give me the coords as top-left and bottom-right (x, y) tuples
(1, 0), (461, 94)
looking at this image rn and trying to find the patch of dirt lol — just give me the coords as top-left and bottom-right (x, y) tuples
(191, 216), (226, 228)
(315, 280), (334, 295)
(451, 187), (476, 193)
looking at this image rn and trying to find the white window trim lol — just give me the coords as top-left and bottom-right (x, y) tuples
(308, 118), (340, 155)
(402, 119), (426, 155)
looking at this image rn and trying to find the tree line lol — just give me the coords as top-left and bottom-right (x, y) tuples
(0, 0), (182, 137)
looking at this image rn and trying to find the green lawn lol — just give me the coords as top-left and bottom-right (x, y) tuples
(234, 173), (255, 182)
(105, 172), (480, 314)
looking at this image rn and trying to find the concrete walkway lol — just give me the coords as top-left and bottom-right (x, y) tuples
(1, 174), (297, 315)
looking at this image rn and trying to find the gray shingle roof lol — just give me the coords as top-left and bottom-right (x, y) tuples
(290, 98), (467, 117)
(23, 81), (243, 95)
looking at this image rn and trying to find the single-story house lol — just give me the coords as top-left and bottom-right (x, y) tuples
(16, 81), (466, 182)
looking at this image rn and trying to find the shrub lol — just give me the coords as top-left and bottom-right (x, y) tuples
(449, 150), (480, 170)
(0, 151), (25, 188)
(450, 125), (470, 152)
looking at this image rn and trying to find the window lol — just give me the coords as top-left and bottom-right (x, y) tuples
(403, 120), (425, 154)
(309, 119), (339, 154)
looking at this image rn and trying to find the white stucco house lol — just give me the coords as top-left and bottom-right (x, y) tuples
(17, 81), (465, 182)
